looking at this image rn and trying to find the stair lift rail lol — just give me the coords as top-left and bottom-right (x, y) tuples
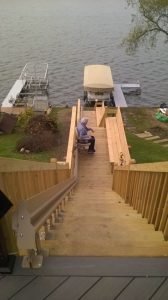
(12, 149), (78, 268)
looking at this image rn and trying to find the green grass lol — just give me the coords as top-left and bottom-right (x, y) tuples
(126, 131), (168, 163)
(0, 133), (55, 162)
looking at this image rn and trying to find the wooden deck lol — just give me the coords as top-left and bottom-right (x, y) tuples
(1, 257), (168, 300)
(42, 111), (168, 256)
(1, 109), (168, 299)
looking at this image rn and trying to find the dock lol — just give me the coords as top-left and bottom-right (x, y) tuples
(113, 84), (128, 107)
(1, 79), (26, 108)
(1, 63), (49, 109)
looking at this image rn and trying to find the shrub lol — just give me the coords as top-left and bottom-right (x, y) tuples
(17, 108), (34, 129)
(0, 113), (17, 133)
(25, 114), (57, 135)
(16, 131), (57, 153)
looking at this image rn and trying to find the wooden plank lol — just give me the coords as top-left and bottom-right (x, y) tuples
(163, 218), (168, 240)
(137, 172), (147, 214)
(126, 171), (136, 206)
(0, 275), (35, 300)
(116, 108), (131, 165)
(66, 106), (77, 169)
(10, 276), (67, 300)
(12, 257), (168, 276)
(81, 277), (132, 300)
(155, 173), (168, 230)
(149, 173), (164, 224)
(132, 171), (139, 209)
(147, 173), (159, 223)
(105, 118), (115, 163)
(76, 99), (81, 124)
(116, 277), (164, 300)
(159, 194), (168, 233)
(106, 117), (121, 165)
(152, 278), (168, 300)
(142, 172), (152, 218)
(45, 276), (99, 300)
(135, 172), (144, 212)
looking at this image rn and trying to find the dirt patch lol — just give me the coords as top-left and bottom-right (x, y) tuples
(121, 107), (168, 139)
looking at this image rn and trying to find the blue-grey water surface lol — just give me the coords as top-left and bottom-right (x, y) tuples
(0, 0), (168, 107)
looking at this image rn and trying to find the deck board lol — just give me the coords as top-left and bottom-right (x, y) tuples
(9, 276), (67, 300)
(81, 277), (132, 300)
(152, 278), (168, 300)
(45, 277), (99, 300)
(0, 275), (35, 300)
(116, 277), (164, 300)
(2, 257), (168, 299)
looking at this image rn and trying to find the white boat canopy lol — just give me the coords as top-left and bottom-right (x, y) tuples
(84, 65), (114, 92)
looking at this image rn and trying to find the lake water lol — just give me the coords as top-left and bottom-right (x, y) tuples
(0, 0), (168, 107)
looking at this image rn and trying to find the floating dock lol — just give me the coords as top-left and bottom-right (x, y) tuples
(113, 84), (128, 107)
(2, 80), (26, 108)
(1, 63), (49, 111)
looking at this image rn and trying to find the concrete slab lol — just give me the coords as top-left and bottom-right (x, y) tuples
(153, 139), (168, 144)
(145, 136), (160, 140)
(135, 132), (152, 138)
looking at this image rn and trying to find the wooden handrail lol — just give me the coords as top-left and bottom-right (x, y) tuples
(13, 176), (77, 251)
(76, 98), (81, 124)
(66, 106), (77, 169)
(116, 107), (131, 165)
(12, 148), (78, 265)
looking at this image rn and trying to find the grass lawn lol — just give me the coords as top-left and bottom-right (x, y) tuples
(0, 107), (167, 164)
(122, 107), (168, 163)
(126, 131), (168, 163)
(0, 132), (56, 162)
(0, 108), (71, 162)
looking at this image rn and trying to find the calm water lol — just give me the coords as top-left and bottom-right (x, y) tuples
(0, 0), (168, 107)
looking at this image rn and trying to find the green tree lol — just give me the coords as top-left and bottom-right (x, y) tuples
(122, 0), (168, 53)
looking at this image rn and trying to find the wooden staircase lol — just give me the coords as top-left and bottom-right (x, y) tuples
(42, 111), (168, 256)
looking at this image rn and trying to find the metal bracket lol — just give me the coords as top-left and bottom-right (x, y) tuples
(22, 251), (43, 269)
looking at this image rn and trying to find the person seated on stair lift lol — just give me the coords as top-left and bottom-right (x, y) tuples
(77, 117), (96, 153)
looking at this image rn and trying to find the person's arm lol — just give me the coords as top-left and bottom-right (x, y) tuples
(85, 125), (94, 133)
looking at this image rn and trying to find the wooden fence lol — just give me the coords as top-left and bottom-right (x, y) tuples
(0, 165), (70, 253)
(112, 163), (168, 240)
(0, 105), (78, 254)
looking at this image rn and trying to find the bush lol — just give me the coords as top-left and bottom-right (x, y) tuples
(16, 131), (57, 153)
(0, 113), (17, 133)
(17, 108), (34, 129)
(25, 114), (57, 135)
